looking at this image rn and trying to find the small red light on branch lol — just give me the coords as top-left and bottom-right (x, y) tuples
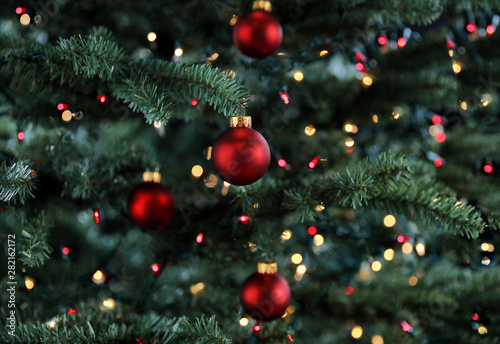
(253, 325), (261, 333)
(400, 320), (414, 333)
(487, 25), (495, 36)
(397, 38), (406, 48)
(279, 90), (290, 105)
(66, 308), (77, 314)
(345, 286), (354, 295)
(18, 131), (25, 141)
(378, 36), (387, 45)
(196, 233), (204, 243)
(435, 132), (446, 143)
(484, 163), (494, 174)
(238, 215), (250, 224)
(397, 235), (410, 243)
(354, 52), (367, 62)
(16, 7), (27, 14)
(446, 40), (456, 49)
(94, 208), (100, 224)
(432, 115), (442, 125)
(434, 158), (443, 167)
(97, 95), (107, 103)
(472, 313), (479, 321)
(278, 158), (287, 167)
(308, 156), (319, 169)
(57, 103), (70, 111)
(191, 99), (198, 106)
(466, 23), (476, 33)
(152, 263), (160, 276)
(355, 63), (365, 72)
(288, 334), (294, 342)
(62, 247), (69, 255)
(307, 226), (317, 235)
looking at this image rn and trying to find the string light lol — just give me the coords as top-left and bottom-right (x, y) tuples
(281, 229), (292, 240)
(238, 215), (250, 224)
(351, 326), (363, 339)
(415, 243), (426, 256)
(481, 257), (491, 265)
(17, 131), (25, 141)
(481, 243), (495, 252)
(400, 320), (414, 333)
(94, 208), (100, 224)
(345, 286), (354, 295)
(147, 32), (157, 42)
(191, 165), (203, 177)
(355, 62), (365, 72)
(174, 48), (184, 57)
(466, 22), (476, 33)
(487, 24), (495, 35)
(204, 174), (218, 188)
(62, 247), (69, 255)
(397, 37), (406, 48)
(308, 226), (317, 235)
(229, 15), (238, 26)
(253, 325), (261, 333)
(279, 90), (290, 104)
(408, 276), (418, 286)
(452, 62), (462, 74)
(315, 203), (325, 212)
(57, 103), (70, 110)
(304, 125), (316, 136)
(47, 319), (57, 329)
(102, 298), (116, 310)
(196, 233), (203, 243)
(383, 215), (396, 227)
(293, 71), (304, 82)
(190, 282), (205, 295)
(25, 277), (35, 291)
(313, 234), (324, 246)
(384, 248), (394, 261)
(203, 146), (212, 160)
(435, 132), (446, 143)
(308, 156), (319, 169)
(154, 121), (162, 128)
(397, 235), (409, 243)
(484, 163), (494, 174)
(362, 75), (373, 86)
(239, 318), (249, 326)
(345, 138), (355, 147)
(478, 326), (488, 334)
(371, 261), (382, 272)
(372, 335), (384, 344)
(378, 35), (387, 45)
(319, 50), (329, 56)
(402, 243), (413, 254)
(291, 253), (303, 264)
(62, 110), (73, 122)
(432, 115), (442, 124)
(16, 7), (27, 14)
(67, 308), (77, 314)
(278, 158), (287, 167)
(20, 14), (31, 26)
(472, 313), (479, 321)
(460, 101), (468, 111)
(372, 114), (379, 123)
(434, 158), (443, 167)
(297, 264), (307, 274)
(92, 270), (105, 284)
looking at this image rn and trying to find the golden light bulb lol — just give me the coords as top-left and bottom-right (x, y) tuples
(147, 32), (157, 42)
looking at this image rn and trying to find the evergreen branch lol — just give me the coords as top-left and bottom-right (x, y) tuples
(111, 70), (173, 124)
(0, 161), (37, 204)
(135, 59), (250, 117)
(19, 213), (53, 267)
(52, 34), (127, 81)
(176, 315), (232, 344)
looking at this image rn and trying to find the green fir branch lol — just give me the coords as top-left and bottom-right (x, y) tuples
(0, 161), (37, 204)
(19, 213), (53, 267)
(136, 59), (250, 117)
(111, 70), (173, 124)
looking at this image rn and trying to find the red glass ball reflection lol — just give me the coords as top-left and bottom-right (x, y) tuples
(127, 183), (175, 230)
(233, 10), (283, 59)
(240, 272), (291, 321)
(212, 127), (270, 186)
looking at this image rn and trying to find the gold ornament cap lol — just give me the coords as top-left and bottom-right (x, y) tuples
(230, 116), (252, 128)
(143, 171), (162, 183)
(253, 0), (272, 12)
(257, 262), (278, 274)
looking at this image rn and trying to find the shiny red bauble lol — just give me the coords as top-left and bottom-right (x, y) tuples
(240, 271), (291, 321)
(233, 10), (283, 59)
(127, 182), (175, 230)
(212, 127), (270, 186)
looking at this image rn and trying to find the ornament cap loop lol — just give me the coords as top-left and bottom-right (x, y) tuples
(230, 116), (252, 128)
(257, 262), (278, 274)
(252, 0), (272, 12)
(143, 171), (162, 183)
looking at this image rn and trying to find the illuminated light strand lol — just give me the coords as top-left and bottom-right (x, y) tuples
(196, 233), (204, 243)
(238, 215), (250, 224)
(94, 208), (100, 224)
(432, 115), (442, 125)
(278, 158), (287, 167)
(307, 226), (317, 235)
(466, 22), (476, 33)
(279, 90), (290, 104)
(354, 52), (367, 62)
(435, 132), (446, 143)
(152, 263), (160, 276)
(18, 131), (25, 141)
(378, 35), (387, 45)
(62, 247), (69, 255)
(57, 103), (71, 111)
(434, 158), (443, 167)
(16, 7), (28, 14)
(308, 156), (320, 169)
(97, 95), (107, 103)
(487, 24), (495, 36)
(484, 163), (494, 174)
(397, 235), (409, 243)
(446, 40), (456, 50)
(67, 308), (77, 314)
(355, 62), (366, 72)
(400, 320), (414, 333)
(191, 98), (198, 106)
(345, 286), (354, 295)
(397, 37), (406, 48)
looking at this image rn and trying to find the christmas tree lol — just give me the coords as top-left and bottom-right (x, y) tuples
(1, 0), (500, 343)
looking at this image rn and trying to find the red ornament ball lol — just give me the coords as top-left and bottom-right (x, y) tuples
(233, 10), (283, 59)
(127, 183), (175, 230)
(212, 127), (270, 186)
(240, 270), (291, 321)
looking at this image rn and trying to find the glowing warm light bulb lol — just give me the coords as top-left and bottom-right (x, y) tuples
(452, 62), (462, 74)
(345, 138), (355, 147)
(487, 25), (495, 36)
(355, 62), (365, 72)
(397, 37), (406, 48)
(229, 15), (238, 26)
(304, 125), (316, 136)
(482, 257), (491, 265)
(204, 146), (212, 160)
(478, 326), (488, 334)
(174, 48), (184, 57)
(466, 22), (476, 33)
(345, 286), (354, 295)
(62, 110), (73, 122)
(408, 276), (418, 286)
(372, 114), (379, 123)
(402, 243), (413, 254)
(460, 101), (468, 111)
(102, 298), (115, 310)
(320, 50), (329, 56)
(293, 71), (304, 82)
(291, 253), (303, 264)
(344, 124), (353, 132)
(190, 282), (205, 295)
(47, 320), (57, 328)
(313, 234), (324, 246)
(372, 335), (384, 344)
(351, 326), (363, 339)
(297, 264), (307, 274)
(239, 318), (249, 326)
(147, 32), (157, 42)
(371, 261), (382, 272)
(191, 165), (203, 178)
(20, 14), (31, 26)
(204, 174), (218, 188)
(415, 243), (425, 256)
(92, 270), (105, 284)
(25, 277), (35, 291)
(362, 75), (373, 86)
(383, 215), (396, 227)
(196, 233), (203, 243)
(481, 243), (495, 252)
(281, 229), (292, 240)
(383, 248), (394, 261)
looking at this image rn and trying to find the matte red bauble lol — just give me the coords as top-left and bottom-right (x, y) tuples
(233, 10), (283, 59)
(127, 182), (175, 230)
(240, 262), (291, 322)
(212, 116), (270, 186)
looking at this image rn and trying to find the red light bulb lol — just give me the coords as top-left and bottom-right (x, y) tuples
(397, 38), (406, 48)
(354, 52), (366, 62)
(435, 132), (446, 143)
(238, 215), (250, 224)
(434, 158), (443, 167)
(196, 233), (204, 243)
(345, 286), (354, 295)
(97, 95), (107, 103)
(191, 98), (198, 106)
(378, 36), (387, 45)
(278, 158), (287, 167)
(308, 156), (319, 169)
(62, 247), (69, 255)
(487, 25), (495, 36)
(17, 131), (25, 141)
(466, 23), (476, 33)
(94, 208), (100, 224)
(472, 313), (479, 321)
(484, 163), (494, 174)
(66, 308), (77, 314)
(307, 226), (317, 235)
